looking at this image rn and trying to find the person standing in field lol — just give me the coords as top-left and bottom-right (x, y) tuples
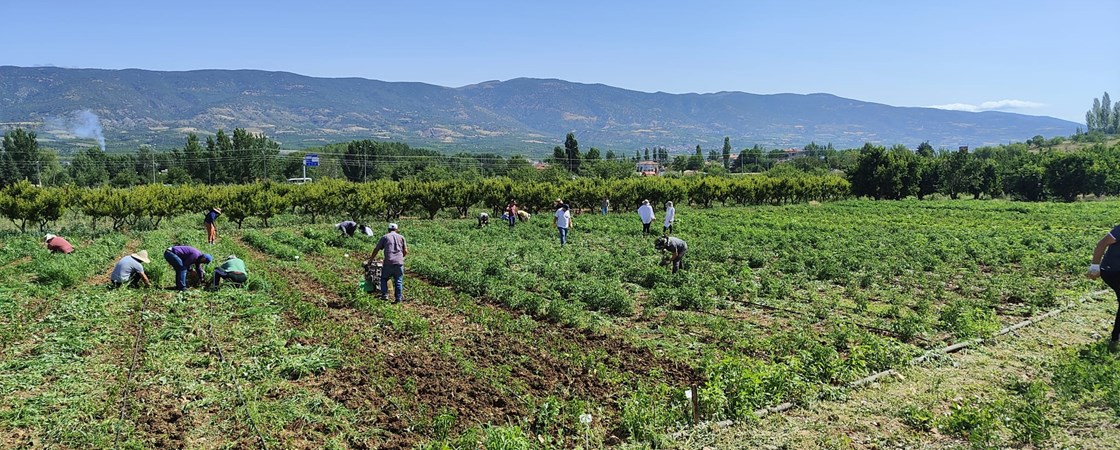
(554, 203), (572, 246)
(370, 223), (408, 303)
(1089, 226), (1120, 353)
(210, 254), (248, 289)
(505, 200), (518, 228)
(44, 234), (74, 254)
(654, 235), (687, 274)
(637, 199), (656, 236)
(110, 250), (151, 288)
(164, 245), (212, 291)
(601, 197), (610, 215)
(663, 201), (676, 234)
(204, 207), (222, 245)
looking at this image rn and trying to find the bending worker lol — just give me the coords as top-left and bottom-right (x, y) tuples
(110, 250), (151, 288)
(211, 254), (248, 289)
(164, 245), (211, 291)
(654, 235), (687, 274)
(44, 234), (74, 254)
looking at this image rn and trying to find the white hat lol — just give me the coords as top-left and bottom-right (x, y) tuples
(388, 223), (399, 231)
(130, 250), (151, 264)
(44, 234), (56, 242)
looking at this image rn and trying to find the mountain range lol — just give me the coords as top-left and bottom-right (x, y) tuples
(0, 66), (1080, 156)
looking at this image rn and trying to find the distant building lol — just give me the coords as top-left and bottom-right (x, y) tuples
(781, 148), (806, 160)
(636, 160), (661, 176)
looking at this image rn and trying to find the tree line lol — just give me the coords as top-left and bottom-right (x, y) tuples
(846, 140), (1120, 202)
(0, 174), (850, 233)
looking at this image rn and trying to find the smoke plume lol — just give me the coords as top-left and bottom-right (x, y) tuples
(44, 110), (106, 151)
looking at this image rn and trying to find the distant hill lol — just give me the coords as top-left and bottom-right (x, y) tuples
(0, 66), (1080, 156)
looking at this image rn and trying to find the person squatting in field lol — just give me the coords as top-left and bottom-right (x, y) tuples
(553, 203), (572, 246)
(1089, 225), (1120, 353)
(637, 199), (656, 236)
(164, 245), (212, 291)
(204, 207), (222, 245)
(478, 212), (490, 227)
(44, 234), (74, 254)
(210, 254), (248, 289)
(370, 223), (408, 302)
(517, 210), (531, 222)
(655, 235), (687, 274)
(336, 220), (373, 237)
(663, 201), (676, 234)
(110, 250), (152, 288)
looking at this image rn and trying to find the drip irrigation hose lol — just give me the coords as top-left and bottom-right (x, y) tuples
(671, 288), (1111, 438)
(112, 293), (151, 449)
(204, 295), (271, 450)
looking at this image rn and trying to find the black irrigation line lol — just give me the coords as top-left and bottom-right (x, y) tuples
(670, 288), (1113, 440)
(112, 293), (152, 450)
(202, 294), (271, 450)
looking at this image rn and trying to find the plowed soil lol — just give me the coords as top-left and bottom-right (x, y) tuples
(237, 238), (697, 447)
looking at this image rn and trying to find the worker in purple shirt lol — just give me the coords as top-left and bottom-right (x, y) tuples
(163, 245), (212, 291)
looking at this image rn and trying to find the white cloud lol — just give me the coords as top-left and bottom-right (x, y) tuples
(928, 99), (1046, 113)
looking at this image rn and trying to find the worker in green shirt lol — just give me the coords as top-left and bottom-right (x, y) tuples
(210, 254), (248, 289)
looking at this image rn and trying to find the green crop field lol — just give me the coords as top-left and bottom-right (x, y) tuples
(2, 199), (1119, 449)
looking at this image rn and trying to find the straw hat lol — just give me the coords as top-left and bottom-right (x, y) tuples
(131, 250), (151, 263)
(213, 207), (222, 213)
(44, 234), (56, 242)
(225, 254), (237, 261)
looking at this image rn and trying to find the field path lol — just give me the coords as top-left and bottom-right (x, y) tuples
(676, 293), (1120, 449)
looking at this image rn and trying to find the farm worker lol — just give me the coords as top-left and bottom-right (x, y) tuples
(1088, 226), (1120, 353)
(369, 223), (408, 303)
(204, 207), (222, 245)
(637, 199), (656, 236)
(211, 254), (248, 289)
(601, 197), (610, 215)
(517, 210), (531, 222)
(654, 235), (687, 274)
(110, 250), (151, 288)
(553, 203), (572, 246)
(43, 234), (74, 254)
(336, 220), (372, 237)
(163, 245), (212, 291)
(663, 201), (676, 234)
(505, 200), (518, 228)
(478, 212), (490, 227)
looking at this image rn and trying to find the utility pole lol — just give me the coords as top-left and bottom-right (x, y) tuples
(35, 160), (41, 187)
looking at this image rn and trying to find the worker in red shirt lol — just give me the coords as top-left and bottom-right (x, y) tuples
(44, 234), (74, 254)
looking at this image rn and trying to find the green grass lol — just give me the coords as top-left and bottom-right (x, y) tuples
(1, 199), (1118, 448)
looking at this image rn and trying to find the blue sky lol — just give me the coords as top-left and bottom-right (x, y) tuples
(4, 0), (1116, 123)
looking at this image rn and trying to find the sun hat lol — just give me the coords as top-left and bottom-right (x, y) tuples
(666, 201), (673, 207)
(202, 253), (213, 263)
(44, 234), (56, 242)
(642, 199), (649, 205)
(131, 250), (151, 263)
(388, 223), (399, 231)
(213, 207), (222, 213)
(225, 254), (237, 261)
